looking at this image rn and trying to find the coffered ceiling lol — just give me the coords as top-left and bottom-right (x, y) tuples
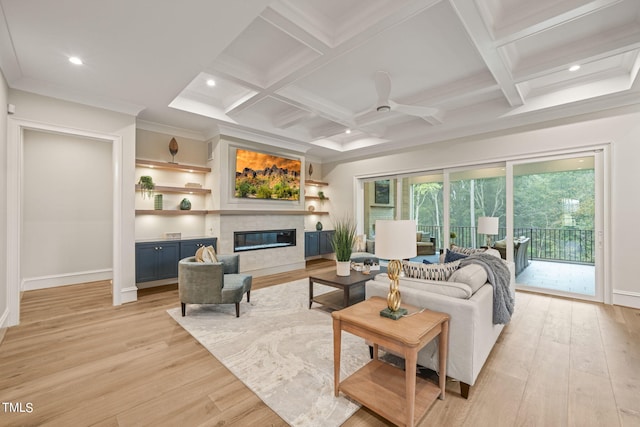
(1, 0), (639, 161)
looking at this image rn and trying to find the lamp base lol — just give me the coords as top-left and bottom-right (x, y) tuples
(380, 307), (408, 320)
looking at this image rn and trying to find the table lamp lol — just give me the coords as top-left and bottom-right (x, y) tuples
(477, 217), (499, 247)
(374, 220), (417, 320)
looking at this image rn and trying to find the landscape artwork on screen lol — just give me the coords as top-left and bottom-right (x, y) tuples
(235, 148), (301, 200)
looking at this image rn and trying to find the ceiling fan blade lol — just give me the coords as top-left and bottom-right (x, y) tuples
(391, 101), (441, 119)
(373, 71), (391, 106)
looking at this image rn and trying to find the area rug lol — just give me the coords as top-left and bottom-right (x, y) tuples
(166, 279), (370, 427)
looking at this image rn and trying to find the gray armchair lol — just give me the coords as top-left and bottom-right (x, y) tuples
(178, 254), (252, 317)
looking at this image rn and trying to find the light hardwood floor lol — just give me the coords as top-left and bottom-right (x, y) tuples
(1, 259), (639, 426)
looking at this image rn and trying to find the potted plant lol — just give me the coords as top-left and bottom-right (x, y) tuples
(138, 176), (155, 199)
(449, 231), (457, 248)
(331, 216), (357, 276)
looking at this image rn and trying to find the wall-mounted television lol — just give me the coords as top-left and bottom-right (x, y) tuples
(234, 148), (301, 201)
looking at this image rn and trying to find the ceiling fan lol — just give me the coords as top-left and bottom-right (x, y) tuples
(356, 71), (443, 126)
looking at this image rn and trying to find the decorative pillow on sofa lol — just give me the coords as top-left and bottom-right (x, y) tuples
(444, 249), (468, 263)
(353, 234), (366, 252)
(402, 260), (460, 281)
(195, 245), (218, 263)
(448, 264), (488, 294)
(450, 244), (487, 256)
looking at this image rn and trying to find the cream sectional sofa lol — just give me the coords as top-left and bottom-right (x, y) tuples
(365, 250), (515, 398)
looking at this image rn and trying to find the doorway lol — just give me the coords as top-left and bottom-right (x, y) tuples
(511, 153), (602, 301)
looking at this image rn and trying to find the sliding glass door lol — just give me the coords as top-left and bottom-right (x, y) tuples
(510, 153), (601, 300)
(357, 149), (605, 302)
(449, 166), (506, 249)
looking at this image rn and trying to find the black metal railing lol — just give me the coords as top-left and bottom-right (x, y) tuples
(416, 225), (595, 264)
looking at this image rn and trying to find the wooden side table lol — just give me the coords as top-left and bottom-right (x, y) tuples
(332, 296), (449, 427)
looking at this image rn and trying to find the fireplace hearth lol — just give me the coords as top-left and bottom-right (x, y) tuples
(234, 229), (296, 252)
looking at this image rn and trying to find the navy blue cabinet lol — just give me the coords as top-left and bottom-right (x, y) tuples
(135, 241), (180, 283)
(305, 231), (320, 257)
(305, 230), (334, 258)
(179, 238), (218, 259)
(135, 237), (218, 284)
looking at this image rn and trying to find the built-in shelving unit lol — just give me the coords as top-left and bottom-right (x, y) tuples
(135, 158), (211, 217)
(135, 159), (211, 174)
(304, 179), (329, 216)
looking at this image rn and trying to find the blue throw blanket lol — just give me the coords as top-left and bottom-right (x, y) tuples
(459, 253), (514, 324)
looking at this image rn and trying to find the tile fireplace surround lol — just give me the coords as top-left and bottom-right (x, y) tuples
(212, 213), (306, 277)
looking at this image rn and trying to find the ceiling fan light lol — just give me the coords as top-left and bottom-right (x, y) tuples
(377, 105), (391, 112)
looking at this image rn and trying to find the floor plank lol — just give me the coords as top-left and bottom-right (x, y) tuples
(1, 259), (639, 427)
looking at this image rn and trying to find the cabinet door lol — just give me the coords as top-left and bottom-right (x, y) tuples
(135, 243), (160, 283)
(319, 230), (335, 254)
(156, 242), (180, 280)
(180, 238), (218, 258)
(305, 232), (319, 257)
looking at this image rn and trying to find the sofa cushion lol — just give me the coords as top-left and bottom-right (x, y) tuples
(353, 234), (367, 252)
(444, 249), (468, 263)
(448, 264), (488, 294)
(403, 260), (460, 281)
(451, 244), (487, 256)
(398, 276), (472, 299)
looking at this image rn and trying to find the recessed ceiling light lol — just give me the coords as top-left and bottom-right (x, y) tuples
(569, 64), (581, 72)
(68, 56), (83, 65)
(206, 79), (216, 87)
(345, 129), (351, 134)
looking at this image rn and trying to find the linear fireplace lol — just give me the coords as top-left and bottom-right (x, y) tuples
(233, 229), (297, 252)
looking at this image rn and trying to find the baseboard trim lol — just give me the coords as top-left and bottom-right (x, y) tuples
(22, 269), (113, 291)
(0, 307), (9, 344)
(120, 286), (138, 304)
(612, 289), (640, 309)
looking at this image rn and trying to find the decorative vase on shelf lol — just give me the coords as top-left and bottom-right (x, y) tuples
(154, 194), (163, 210)
(316, 221), (323, 231)
(180, 198), (192, 210)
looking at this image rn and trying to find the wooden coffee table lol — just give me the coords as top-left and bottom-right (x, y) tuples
(308, 268), (385, 310)
(332, 296), (449, 427)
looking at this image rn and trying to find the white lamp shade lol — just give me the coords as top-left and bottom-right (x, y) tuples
(477, 217), (499, 235)
(374, 220), (417, 260)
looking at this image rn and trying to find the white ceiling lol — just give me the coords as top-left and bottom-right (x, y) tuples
(1, 0), (639, 162)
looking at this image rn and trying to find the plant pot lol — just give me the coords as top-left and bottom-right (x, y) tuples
(336, 260), (351, 276)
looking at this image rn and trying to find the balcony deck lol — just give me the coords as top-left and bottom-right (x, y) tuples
(516, 260), (595, 296)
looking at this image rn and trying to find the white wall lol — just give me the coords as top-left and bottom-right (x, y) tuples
(21, 130), (112, 289)
(7, 90), (137, 307)
(0, 71), (8, 334)
(323, 109), (640, 308)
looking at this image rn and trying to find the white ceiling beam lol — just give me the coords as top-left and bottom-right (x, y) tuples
(493, 0), (623, 46)
(449, 0), (524, 107)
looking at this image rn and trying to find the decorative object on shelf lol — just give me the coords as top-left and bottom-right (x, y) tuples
(164, 232), (181, 239)
(331, 216), (357, 276)
(308, 205), (315, 212)
(317, 190), (326, 205)
(308, 163), (313, 176)
(169, 137), (179, 163)
(478, 216), (499, 247)
(180, 198), (192, 210)
(154, 194), (163, 210)
(375, 220), (417, 319)
(138, 175), (155, 199)
(185, 182), (202, 188)
(315, 221), (323, 231)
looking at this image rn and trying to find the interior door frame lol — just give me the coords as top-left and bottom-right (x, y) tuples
(6, 118), (125, 327)
(507, 147), (609, 303)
